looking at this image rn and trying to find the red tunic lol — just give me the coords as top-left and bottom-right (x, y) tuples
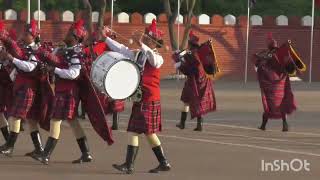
(141, 62), (161, 102)
(45, 46), (113, 144)
(9, 45), (43, 120)
(127, 60), (162, 134)
(179, 50), (216, 119)
(53, 52), (81, 120)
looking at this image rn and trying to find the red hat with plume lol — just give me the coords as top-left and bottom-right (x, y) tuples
(145, 19), (163, 40)
(188, 30), (199, 44)
(25, 20), (40, 38)
(0, 20), (9, 37)
(267, 32), (278, 50)
(70, 19), (87, 40)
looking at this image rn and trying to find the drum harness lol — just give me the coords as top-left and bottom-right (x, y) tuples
(128, 49), (152, 103)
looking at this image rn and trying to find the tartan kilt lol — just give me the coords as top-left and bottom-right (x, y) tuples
(260, 76), (297, 119)
(52, 91), (79, 121)
(189, 80), (216, 119)
(0, 83), (13, 113)
(9, 86), (36, 119)
(127, 101), (161, 135)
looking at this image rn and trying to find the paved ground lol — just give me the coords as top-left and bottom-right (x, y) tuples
(0, 80), (319, 180)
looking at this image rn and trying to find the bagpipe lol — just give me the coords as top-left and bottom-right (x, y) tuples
(173, 39), (220, 78)
(254, 40), (306, 76)
(273, 40), (306, 76)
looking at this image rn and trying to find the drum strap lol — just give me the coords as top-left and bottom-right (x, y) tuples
(135, 51), (147, 71)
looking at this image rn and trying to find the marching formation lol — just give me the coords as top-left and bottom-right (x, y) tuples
(0, 15), (305, 174)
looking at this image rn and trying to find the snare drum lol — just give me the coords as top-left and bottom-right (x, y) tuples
(91, 51), (141, 100)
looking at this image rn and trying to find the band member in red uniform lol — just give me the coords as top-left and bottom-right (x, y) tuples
(175, 31), (216, 131)
(0, 20), (46, 157)
(85, 30), (125, 130)
(33, 19), (113, 165)
(0, 21), (14, 143)
(252, 33), (297, 132)
(103, 19), (171, 174)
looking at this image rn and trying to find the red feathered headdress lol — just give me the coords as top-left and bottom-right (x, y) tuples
(145, 19), (163, 40)
(267, 32), (278, 50)
(25, 20), (39, 38)
(188, 30), (199, 44)
(0, 20), (9, 37)
(70, 19), (87, 40)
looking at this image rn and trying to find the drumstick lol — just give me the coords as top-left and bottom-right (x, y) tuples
(104, 26), (134, 45)
(104, 27), (169, 51)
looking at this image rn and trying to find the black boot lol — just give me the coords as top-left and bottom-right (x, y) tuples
(194, 117), (203, 131)
(113, 145), (139, 174)
(1, 126), (9, 142)
(282, 119), (289, 132)
(149, 146), (171, 173)
(0, 131), (19, 157)
(176, 112), (187, 129)
(111, 112), (119, 130)
(34, 137), (58, 165)
(25, 131), (43, 158)
(72, 137), (93, 164)
(259, 114), (268, 131)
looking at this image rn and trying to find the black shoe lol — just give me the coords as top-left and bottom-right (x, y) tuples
(1, 126), (9, 142)
(0, 132), (19, 157)
(35, 137), (58, 165)
(259, 115), (268, 131)
(193, 117), (203, 131)
(25, 131), (44, 158)
(149, 145), (171, 173)
(72, 137), (93, 164)
(149, 161), (171, 173)
(113, 145), (139, 174)
(282, 120), (289, 132)
(176, 112), (187, 129)
(111, 112), (119, 130)
(72, 153), (93, 164)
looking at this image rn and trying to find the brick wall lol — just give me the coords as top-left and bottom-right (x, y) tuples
(1, 11), (318, 81)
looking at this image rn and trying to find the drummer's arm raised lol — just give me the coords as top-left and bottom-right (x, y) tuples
(105, 37), (135, 59)
(54, 58), (81, 79)
(141, 43), (163, 68)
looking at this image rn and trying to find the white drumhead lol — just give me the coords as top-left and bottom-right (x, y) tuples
(104, 60), (140, 99)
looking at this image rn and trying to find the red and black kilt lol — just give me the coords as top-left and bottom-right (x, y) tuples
(52, 91), (79, 121)
(181, 77), (216, 119)
(189, 80), (216, 119)
(127, 101), (161, 135)
(9, 86), (36, 119)
(259, 75), (296, 119)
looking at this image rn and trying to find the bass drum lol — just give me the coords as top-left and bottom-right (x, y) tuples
(91, 51), (141, 100)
